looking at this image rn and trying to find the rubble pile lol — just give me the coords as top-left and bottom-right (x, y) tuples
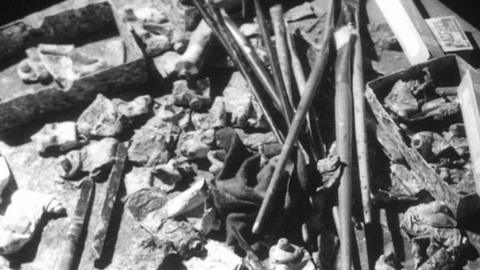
(1, 0), (480, 270)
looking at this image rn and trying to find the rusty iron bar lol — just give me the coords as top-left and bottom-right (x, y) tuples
(286, 23), (325, 160)
(334, 26), (354, 270)
(253, 0), (294, 125)
(269, 4), (296, 117)
(352, 2), (373, 224)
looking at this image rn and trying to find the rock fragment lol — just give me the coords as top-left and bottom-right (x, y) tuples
(30, 121), (79, 154)
(178, 129), (214, 160)
(173, 78), (211, 111)
(77, 94), (128, 138)
(126, 187), (168, 221)
(17, 48), (52, 84)
(58, 138), (118, 180)
(124, 166), (153, 195)
(77, 94), (152, 139)
(153, 219), (205, 259)
(114, 95), (152, 120)
(128, 116), (181, 166)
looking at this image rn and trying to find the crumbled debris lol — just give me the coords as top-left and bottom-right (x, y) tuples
(58, 137), (117, 180)
(401, 201), (468, 268)
(30, 121), (80, 155)
(17, 48), (52, 84)
(222, 72), (252, 128)
(368, 23), (400, 52)
(113, 95), (152, 120)
(77, 94), (128, 138)
(173, 78), (211, 111)
(153, 94), (187, 124)
(152, 218), (206, 259)
(153, 51), (182, 78)
(151, 159), (183, 191)
(0, 190), (65, 255)
(124, 166), (153, 195)
(184, 240), (242, 270)
(178, 129), (214, 160)
(128, 116), (181, 166)
(191, 96), (227, 129)
(77, 94), (152, 139)
(375, 251), (401, 270)
(126, 187), (168, 221)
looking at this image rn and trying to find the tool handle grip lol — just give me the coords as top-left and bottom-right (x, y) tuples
(54, 238), (76, 270)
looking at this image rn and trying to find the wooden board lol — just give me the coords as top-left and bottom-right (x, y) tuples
(0, 1), (148, 132)
(458, 69), (480, 196)
(365, 55), (480, 219)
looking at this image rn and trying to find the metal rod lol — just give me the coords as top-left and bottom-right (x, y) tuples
(92, 142), (128, 260)
(222, 14), (284, 113)
(286, 23), (325, 160)
(191, 0), (285, 142)
(253, 0), (294, 124)
(334, 25), (354, 270)
(352, 5), (373, 224)
(54, 179), (94, 270)
(252, 0), (335, 234)
(270, 4), (296, 117)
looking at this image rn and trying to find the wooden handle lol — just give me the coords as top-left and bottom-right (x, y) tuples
(54, 237), (76, 270)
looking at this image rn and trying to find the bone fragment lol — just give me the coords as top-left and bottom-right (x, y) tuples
(175, 20), (213, 78)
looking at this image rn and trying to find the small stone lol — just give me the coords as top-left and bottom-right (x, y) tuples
(31, 121), (79, 154)
(128, 117), (181, 166)
(124, 166), (153, 195)
(77, 94), (127, 138)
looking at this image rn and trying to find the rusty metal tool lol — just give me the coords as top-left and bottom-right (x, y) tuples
(92, 142), (128, 260)
(253, 0), (294, 124)
(252, 0), (335, 234)
(351, 0), (372, 224)
(54, 179), (94, 270)
(270, 4), (295, 110)
(335, 23), (354, 270)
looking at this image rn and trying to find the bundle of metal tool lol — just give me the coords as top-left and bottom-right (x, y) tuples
(190, 0), (373, 269)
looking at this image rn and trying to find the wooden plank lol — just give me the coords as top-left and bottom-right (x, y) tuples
(92, 142), (128, 260)
(0, 1), (117, 64)
(0, 59), (147, 131)
(374, 0), (430, 64)
(365, 56), (462, 215)
(0, 1), (148, 132)
(400, 0), (444, 58)
(108, 0), (143, 61)
(420, 0), (480, 49)
(458, 69), (480, 196)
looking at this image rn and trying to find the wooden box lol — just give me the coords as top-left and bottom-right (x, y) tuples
(365, 55), (479, 219)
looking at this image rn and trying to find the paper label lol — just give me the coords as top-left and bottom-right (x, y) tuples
(426, 16), (473, 52)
